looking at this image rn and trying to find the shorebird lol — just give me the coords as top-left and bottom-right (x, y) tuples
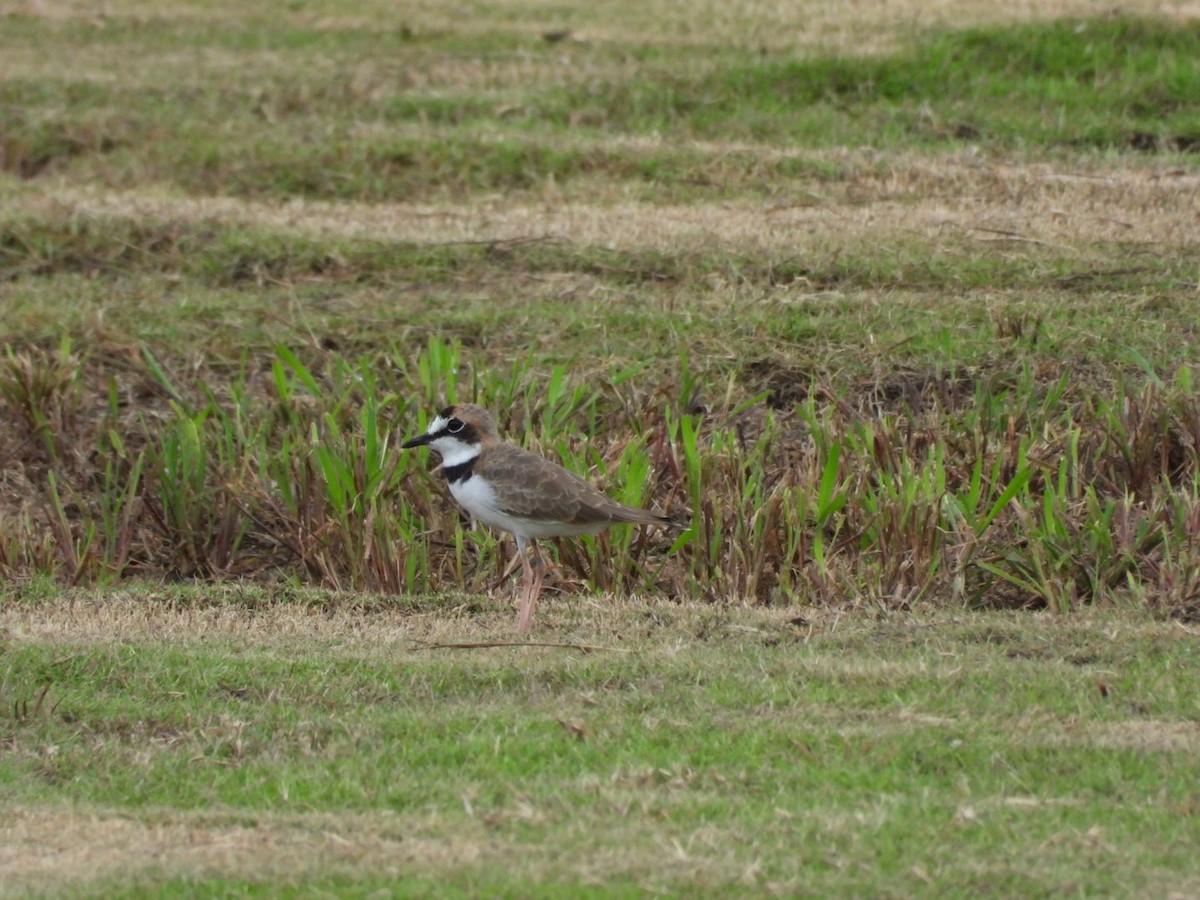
(402, 404), (671, 633)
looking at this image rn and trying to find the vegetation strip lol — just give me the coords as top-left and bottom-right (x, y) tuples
(3, 339), (1200, 614)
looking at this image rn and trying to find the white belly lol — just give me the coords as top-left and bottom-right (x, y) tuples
(449, 476), (606, 539)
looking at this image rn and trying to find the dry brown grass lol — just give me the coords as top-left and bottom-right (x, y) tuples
(11, 0), (1197, 56)
(0, 802), (788, 896)
(551, 0), (1200, 55)
(0, 805), (487, 897)
(20, 152), (1200, 257)
(0, 586), (798, 650)
(1069, 719), (1200, 753)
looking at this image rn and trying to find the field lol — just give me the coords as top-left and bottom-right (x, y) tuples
(2, 0), (1200, 895)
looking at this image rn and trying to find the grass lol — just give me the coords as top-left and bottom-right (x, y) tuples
(3, 334), (1200, 612)
(2, 589), (1199, 896)
(3, 16), (1199, 202)
(667, 18), (1200, 149)
(3, 0), (1200, 893)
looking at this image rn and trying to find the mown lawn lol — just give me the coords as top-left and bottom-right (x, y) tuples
(3, 590), (1198, 896)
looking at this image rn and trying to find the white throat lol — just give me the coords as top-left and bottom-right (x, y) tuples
(430, 435), (481, 468)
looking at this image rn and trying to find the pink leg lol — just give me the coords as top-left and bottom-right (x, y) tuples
(530, 543), (546, 602)
(514, 536), (539, 634)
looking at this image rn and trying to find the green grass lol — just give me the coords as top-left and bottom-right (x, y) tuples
(2, 590), (1198, 895)
(3, 209), (1192, 299)
(658, 18), (1200, 148)
(2, 199), (1200, 611)
(2, 17), (1197, 202)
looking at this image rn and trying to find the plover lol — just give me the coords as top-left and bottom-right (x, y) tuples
(402, 404), (671, 633)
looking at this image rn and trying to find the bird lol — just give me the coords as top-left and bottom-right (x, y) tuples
(402, 403), (672, 633)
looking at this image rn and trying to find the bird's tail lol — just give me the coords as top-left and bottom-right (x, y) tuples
(613, 506), (684, 528)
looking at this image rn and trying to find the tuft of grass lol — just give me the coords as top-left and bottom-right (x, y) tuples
(0, 336), (82, 462)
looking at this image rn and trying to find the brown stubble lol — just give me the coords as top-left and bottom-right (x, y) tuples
(16, 154), (1199, 257)
(11, 0), (1193, 58)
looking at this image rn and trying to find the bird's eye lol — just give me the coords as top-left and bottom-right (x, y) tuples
(446, 418), (465, 434)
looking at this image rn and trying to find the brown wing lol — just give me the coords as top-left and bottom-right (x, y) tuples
(477, 443), (666, 526)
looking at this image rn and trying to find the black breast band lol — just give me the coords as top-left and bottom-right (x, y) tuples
(442, 458), (476, 484)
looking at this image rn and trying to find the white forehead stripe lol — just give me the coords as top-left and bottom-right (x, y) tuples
(427, 414), (449, 434)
